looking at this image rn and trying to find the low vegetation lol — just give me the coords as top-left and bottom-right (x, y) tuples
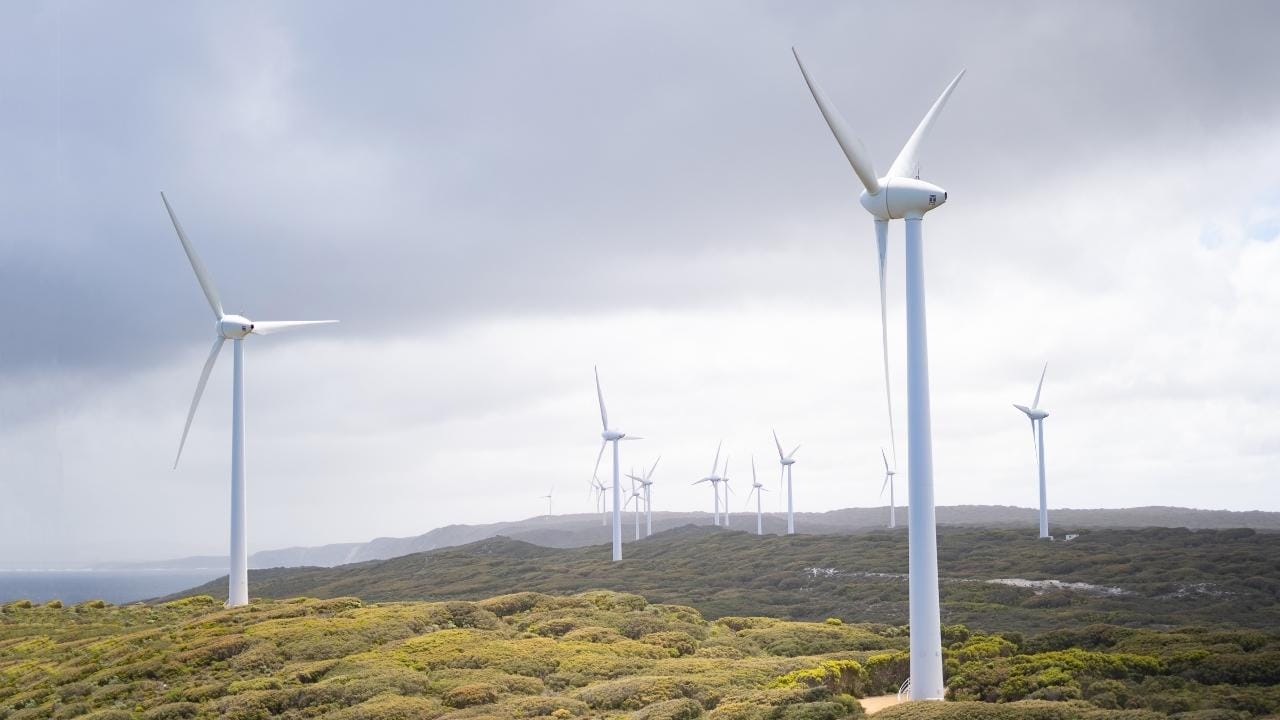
(173, 526), (1280, 635)
(3, 590), (1278, 718)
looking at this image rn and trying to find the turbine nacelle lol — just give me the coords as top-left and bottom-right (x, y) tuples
(218, 314), (255, 339)
(860, 178), (948, 221)
(602, 430), (626, 442)
(1013, 404), (1049, 421)
(780, 456), (796, 467)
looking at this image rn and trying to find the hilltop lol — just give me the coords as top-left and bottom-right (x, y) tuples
(170, 525), (1280, 635)
(4, 590), (1278, 718)
(119, 505), (1280, 570)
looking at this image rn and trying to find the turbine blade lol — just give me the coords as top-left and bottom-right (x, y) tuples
(789, 444), (801, 459)
(711, 440), (722, 477)
(622, 435), (644, 441)
(792, 48), (881, 195)
(1032, 362), (1048, 409)
(886, 69), (966, 179)
(647, 456), (661, 481)
(881, 447), (890, 473)
(174, 336), (225, 468)
(1030, 418), (1038, 456)
(751, 455), (758, 485)
(161, 192), (224, 319)
(594, 366), (608, 431)
(773, 429), (785, 460)
(880, 472), (890, 496)
(252, 320), (339, 335)
(592, 440), (607, 483)
(876, 219), (898, 469)
(722, 456), (730, 480)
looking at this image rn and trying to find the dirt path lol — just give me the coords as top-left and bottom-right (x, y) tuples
(858, 694), (903, 714)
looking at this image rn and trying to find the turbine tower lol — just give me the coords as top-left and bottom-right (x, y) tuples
(746, 455), (769, 535)
(591, 367), (640, 562)
(625, 481), (644, 540)
(1013, 363), (1051, 539)
(692, 442), (723, 526)
(772, 430), (800, 534)
(881, 448), (897, 529)
(589, 477), (609, 526)
(793, 48), (964, 701)
(540, 486), (554, 519)
(163, 192), (337, 608)
(626, 456), (660, 537)
(721, 456), (732, 527)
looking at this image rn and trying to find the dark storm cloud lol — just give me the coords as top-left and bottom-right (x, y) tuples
(3, 0), (1277, 382)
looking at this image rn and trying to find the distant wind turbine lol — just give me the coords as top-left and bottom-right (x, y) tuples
(163, 192), (337, 608)
(540, 486), (554, 519)
(793, 47), (964, 700)
(624, 481), (644, 540)
(626, 456), (660, 537)
(591, 367), (641, 562)
(589, 477), (609, 526)
(772, 430), (800, 534)
(880, 448), (897, 529)
(746, 456), (769, 535)
(721, 456), (732, 527)
(1013, 363), (1051, 539)
(692, 442), (724, 526)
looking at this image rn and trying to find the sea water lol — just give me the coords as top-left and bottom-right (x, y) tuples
(0, 569), (223, 604)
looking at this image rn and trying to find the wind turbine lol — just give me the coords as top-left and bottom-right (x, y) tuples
(880, 448), (897, 529)
(591, 367), (640, 562)
(626, 456), (660, 537)
(746, 456), (769, 536)
(721, 456), (732, 527)
(692, 442), (723, 526)
(624, 481), (644, 540)
(793, 47), (964, 701)
(589, 477), (609, 526)
(1013, 363), (1051, 539)
(163, 192), (337, 608)
(540, 486), (554, 519)
(772, 430), (800, 534)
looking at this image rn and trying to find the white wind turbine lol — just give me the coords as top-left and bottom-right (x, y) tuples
(624, 480), (644, 540)
(591, 366), (641, 562)
(721, 456), (733, 527)
(626, 456), (660, 537)
(745, 456), (769, 536)
(692, 442), (724, 526)
(880, 448), (897, 529)
(540, 486), (554, 519)
(589, 477), (609, 526)
(163, 192), (337, 608)
(1013, 363), (1051, 539)
(772, 430), (800, 534)
(793, 47), (964, 701)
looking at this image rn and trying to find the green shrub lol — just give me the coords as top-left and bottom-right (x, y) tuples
(641, 631), (700, 656)
(44, 599), (64, 609)
(443, 682), (501, 708)
(771, 661), (868, 697)
(142, 702), (200, 719)
(636, 697), (706, 719)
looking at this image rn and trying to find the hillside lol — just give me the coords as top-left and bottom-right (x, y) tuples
(171, 525), (1280, 635)
(4, 591), (1278, 719)
(120, 505), (1280, 570)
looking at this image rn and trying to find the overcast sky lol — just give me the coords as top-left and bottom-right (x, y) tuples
(2, 1), (1278, 563)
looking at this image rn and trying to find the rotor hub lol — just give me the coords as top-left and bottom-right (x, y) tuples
(218, 314), (255, 339)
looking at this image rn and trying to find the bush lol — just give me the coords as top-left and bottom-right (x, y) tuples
(636, 698), (706, 719)
(44, 599), (64, 609)
(772, 661), (868, 697)
(641, 631), (700, 656)
(142, 702), (200, 720)
(443, 682), (501, 708)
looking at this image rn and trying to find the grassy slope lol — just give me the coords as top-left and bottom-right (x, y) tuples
(4, 590), (1278, 719)
(172, 526), (1280, 635)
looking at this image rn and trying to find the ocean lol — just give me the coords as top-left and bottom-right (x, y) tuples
(0, 569), (224, 605)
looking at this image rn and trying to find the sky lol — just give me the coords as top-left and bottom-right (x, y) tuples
(2, 0), (1278, 563)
